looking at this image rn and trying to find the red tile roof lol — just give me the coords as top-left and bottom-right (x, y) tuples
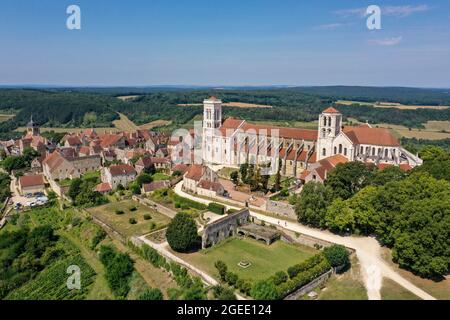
(323, 107), (340, 114)
(242, 123), (318, 141)
(66, 136), (82, 146)
(185, 164), (203, 181)
(95, 182), (112, 193)
(79, 146), (90, 155)
(108, 164), (136, 176)
(19, 175), (45, 188)
(198, 180), (223, 192)
(142, 181), (170, 193)
(343, 126), (400, 147)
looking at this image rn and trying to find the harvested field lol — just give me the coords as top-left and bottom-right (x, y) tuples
(139, 120), (172, 130)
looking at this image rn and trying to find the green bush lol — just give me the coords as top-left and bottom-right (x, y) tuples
(115, 209), (125, 215)
(208, 203), (226, 215)
(138, 288), (163, 300)
(173, 194), (207, 210)
(129, 218), (137, 225)
(212, 285), (237, 300)
(323, 245), (350, 268)
(166, 213), (199, 252)
(129, 206), (137, 212)
(143, 214), (152, 220)
(271, 271), (288, 286)
(251, 279), (279, 300)
(287, 253), (325, 279)
(214, 260), (228, 282)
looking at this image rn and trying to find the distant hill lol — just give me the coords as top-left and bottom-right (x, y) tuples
(290, 86), (450, 106)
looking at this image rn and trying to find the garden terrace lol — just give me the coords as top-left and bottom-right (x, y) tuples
(237, 224), (281, 245)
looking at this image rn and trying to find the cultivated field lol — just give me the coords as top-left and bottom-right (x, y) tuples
(116, 95), (141, 102)
(113, 113), (139, 132)
(375, 121), (450, 140)
(337, 100), (449, 110)
(176, 237), (317, 282)
(0, 113), (15, 123)
(139, 120), (172, 130)
(87, 200), (171, 238)
(178, 102), (273, 109)
(223, 102), (273, 109)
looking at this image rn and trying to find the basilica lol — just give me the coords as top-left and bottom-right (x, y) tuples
(201, 97), (422, 181)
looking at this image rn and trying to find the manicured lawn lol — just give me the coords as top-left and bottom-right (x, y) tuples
(87, 200), (171, 237)
(152, 172), (171, 181)
(177, 237), (317, 283)
(381, 278), (420, 300)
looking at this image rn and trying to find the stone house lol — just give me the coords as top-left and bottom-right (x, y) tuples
(101, 164), (137, 189)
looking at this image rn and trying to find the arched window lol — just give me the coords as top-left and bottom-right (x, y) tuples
(334, 147), (337, 155)
(372, 148), (376, 156)
(339, 144), (343, 154)
(344, 148), (347, 156)
(322, 128), (326, 138)
(323, 117), (327, 126)
(360, 146), (364, 154)
(322, 148), (326, 156)
(384, 149), (388, 157)
(378, 148), (382, 155)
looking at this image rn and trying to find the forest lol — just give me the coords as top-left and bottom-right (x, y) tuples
(0, 87), (449, 140)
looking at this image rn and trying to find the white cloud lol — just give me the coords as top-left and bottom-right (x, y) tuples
(383, 5), (430, 17)
(316, 23), (344, 30)
(334, 5), (430, 18)
(369, 36), (403, 46)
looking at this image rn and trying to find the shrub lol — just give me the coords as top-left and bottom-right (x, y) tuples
(214, 260), (228, 282)
(226, 209), (238, 214)
(323, 245), (350, 268)
(287, 254), (325, 279)
(272, 271), (288, 286)
(149, 222), (156, 230)
(90, 229), (107, 249)
(236, 279), (252, 296)
(225, 272), (238, 286)
(143, 214), (152, 220)
(98, 245), (134, 298)
(166, 213), (199, 252)
(129, 206), (137, 212)
(115, 209), (125, 215)
(129, 218), (137, 225)
(172, 194), (207, 210)
(212, 285), (237, 300)
(251, 279), (279, 300)
(208, 202), (226, 215)
(139, 288), (163, 300)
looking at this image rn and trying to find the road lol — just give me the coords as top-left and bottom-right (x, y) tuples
(173, 181), (436, 301)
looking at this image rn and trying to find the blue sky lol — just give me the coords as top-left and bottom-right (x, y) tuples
(0, 0), (449, 87)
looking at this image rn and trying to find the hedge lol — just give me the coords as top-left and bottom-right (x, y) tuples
(287, 253), (326, 279)
(277, 259), (331, 297)
(208, 202), (226, 215)
(173, 194), (207, 210)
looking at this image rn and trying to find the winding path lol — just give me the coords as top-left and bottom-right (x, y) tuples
(173, 182), (436, 300)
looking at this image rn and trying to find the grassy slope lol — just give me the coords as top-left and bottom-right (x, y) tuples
(177, 237), (317, 283)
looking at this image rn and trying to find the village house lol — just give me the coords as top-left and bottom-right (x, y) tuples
(183, 164), (225, 197)
(42, 150), (102, 181)
(18, 174), (46, 195)
(141, 181), (171, 194)
(101, 164), (137, 189)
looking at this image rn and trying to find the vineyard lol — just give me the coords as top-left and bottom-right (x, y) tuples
(5, 254), (96, 300)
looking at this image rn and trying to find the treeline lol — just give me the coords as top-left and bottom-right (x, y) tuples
(292, 86), (450, 106)
(295, 147), (450, 279)
(1, 88), (450, 139)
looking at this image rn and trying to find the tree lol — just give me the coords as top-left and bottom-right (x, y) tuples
(325, 162), (377, 200)
(325, 198), (355, 233)
(139, 288), (164, 300)
(214, 260), (228, 282)
(166, 213), (199, 252)
(68, 178), (82, 200)
(323, 245), (350, 268)
(212, 285), (237, 300)
(371, 166), (407, 186)
(295, 181), (332, 228)
(250, 280), (279, 300)
(271, 271), (288, 285)
(230, 171), (239, 187)
(273, 158), (282, 191)
(239, 163), (249, 184)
